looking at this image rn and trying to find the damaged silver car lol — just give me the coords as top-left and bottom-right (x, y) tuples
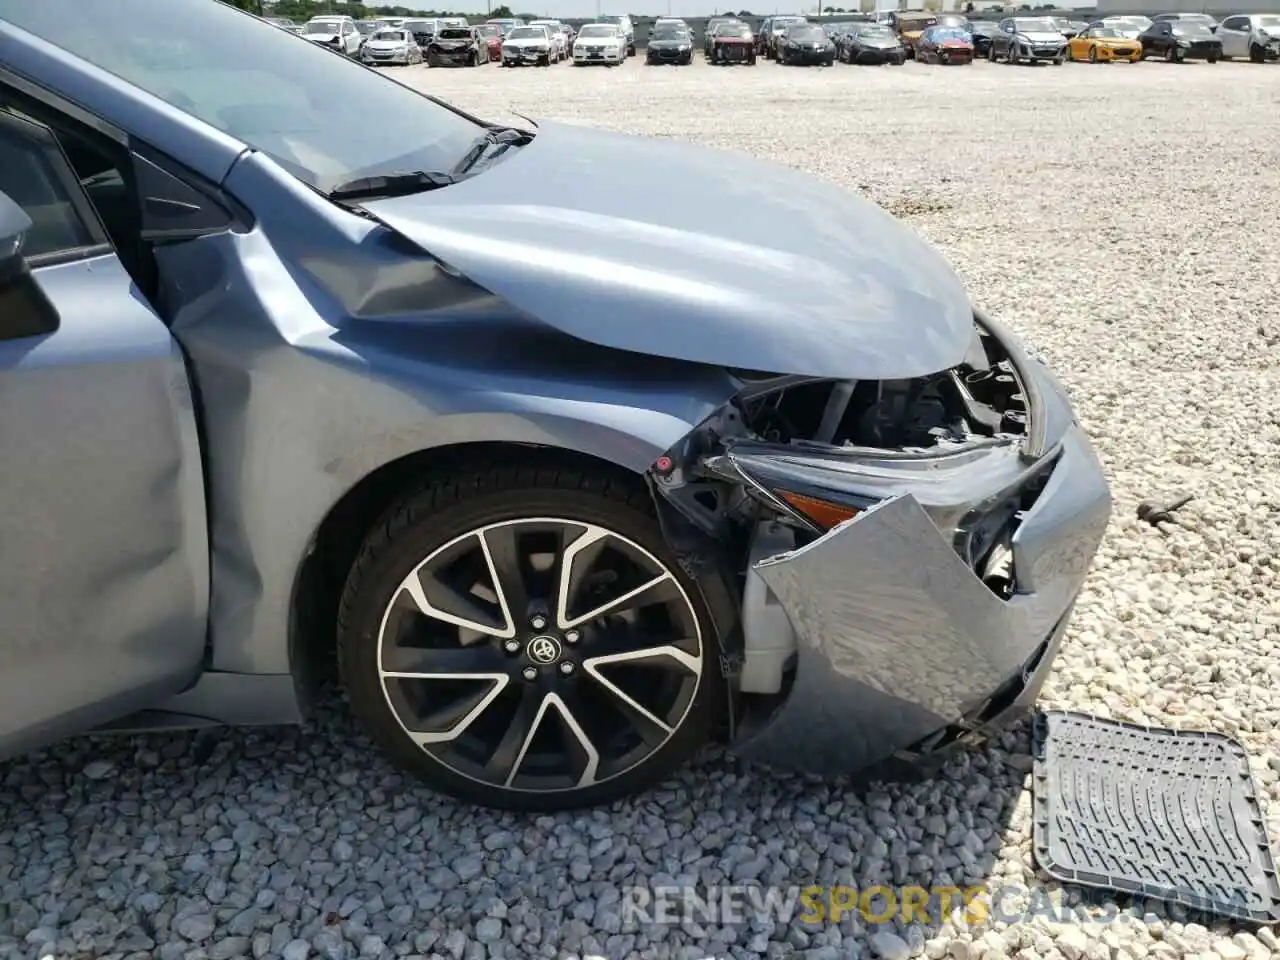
(0, 0), (1110, 811)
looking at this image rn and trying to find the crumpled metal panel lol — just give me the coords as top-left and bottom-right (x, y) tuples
(361, 120), (975, 382)
(734, 426), (1110, 775)
(154, 151), (740, 677)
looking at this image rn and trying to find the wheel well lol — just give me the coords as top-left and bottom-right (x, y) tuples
(288, 442), (646, 710)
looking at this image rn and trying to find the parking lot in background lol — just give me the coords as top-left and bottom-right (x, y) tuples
(3, 50), (1279, 960)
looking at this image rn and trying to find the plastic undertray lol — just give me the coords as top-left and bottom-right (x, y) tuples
(1032, 710), (1280, 924)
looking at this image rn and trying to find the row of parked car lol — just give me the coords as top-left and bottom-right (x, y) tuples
(261, 10), (1280, 69)
(261, 12), (640, 68)
(691, 10), (1280, 67)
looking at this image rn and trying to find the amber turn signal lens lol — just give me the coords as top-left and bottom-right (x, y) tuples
(777, 490), (860, 530)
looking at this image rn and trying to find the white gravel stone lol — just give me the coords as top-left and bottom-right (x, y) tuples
(1, 55), (1277, 960)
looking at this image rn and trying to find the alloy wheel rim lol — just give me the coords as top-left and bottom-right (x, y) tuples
(376, 517), (703, 793)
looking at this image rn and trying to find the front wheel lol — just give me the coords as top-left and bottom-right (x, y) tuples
(1250, 43), (1265, 63)
(337, 468), (727, 812)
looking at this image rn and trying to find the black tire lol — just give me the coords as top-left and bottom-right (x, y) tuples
(338, 466), (728, 812)
(1207, 54), (1219, 63)
(1250, 43), (1265, 63)
(1088, 45), (1098, 62)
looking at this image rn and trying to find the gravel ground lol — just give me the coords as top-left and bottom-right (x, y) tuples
(4, 57), (1280, 960)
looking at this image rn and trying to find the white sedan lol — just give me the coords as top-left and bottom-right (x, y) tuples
(361, 28), (424, 66)
(572, 23), (626, 65)
(528, 19), (569, 59)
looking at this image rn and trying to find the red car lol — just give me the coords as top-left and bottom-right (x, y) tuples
(916, 24), (974, 63)
(708, 20), (757, 63)
(477, 22), (503, 60)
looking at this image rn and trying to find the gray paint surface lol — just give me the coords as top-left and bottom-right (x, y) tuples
(363, 120), (975, 381)
(0, 1), (1112, 778)
(0, 254), (209, 757)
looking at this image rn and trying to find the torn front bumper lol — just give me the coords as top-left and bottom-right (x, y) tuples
(731, 425), (1111, 776)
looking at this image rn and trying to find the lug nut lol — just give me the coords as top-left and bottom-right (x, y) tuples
(564, 629), (580, 644)
(530, 614), (548, 630)
(522, 666), (538, 681)
(503, 639), (521, 654)
(558, 661), (575, 676)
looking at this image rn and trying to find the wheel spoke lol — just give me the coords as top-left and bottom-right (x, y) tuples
(482, 684), (546, 785)
(381, 642), (509, 677)
(573, 666), (675, 747)
(402, 563), (515, 639)
(544, 692), (601, 787)
(553, 523), (610, 626)
(401, 675), (509, 745)
(478, 524), (532, 625)
(584, 642), (702, 677)
(555, 525), (675, 630)
(586, 624), (701, 672)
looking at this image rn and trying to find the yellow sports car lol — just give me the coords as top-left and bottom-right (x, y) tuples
(1066, 24), (1142, 61)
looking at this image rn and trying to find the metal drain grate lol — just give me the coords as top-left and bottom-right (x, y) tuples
(1032, 711), (1280, 924)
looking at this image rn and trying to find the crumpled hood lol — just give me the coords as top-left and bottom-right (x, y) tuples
(361, 120), (974, 380)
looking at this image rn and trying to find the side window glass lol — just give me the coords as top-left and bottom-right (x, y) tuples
(0, 112), (105, 263)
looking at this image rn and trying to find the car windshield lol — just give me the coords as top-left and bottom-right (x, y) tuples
(652, 26), (688, 39)
(1258, 15), (1280, 26)
(717, 23), (752, 36)
(859, 24), (893, 36)
(507, 26), (545, 39)
(929, 27), (968, 40)
(1, 0), (485, 193)
(1013, 18), (1060, 32)
(372, 30), (407, 41)
(774, 18), (805, 29)
(355, 22), (377, 34)
(478, 24), (501, 35)
(302, 20), (341, 35)
(1091, 27), (1123, 38)
(402, 21), (431, 33)
(937, 15), (967, 27)
(439, 28), (470, 39)
(1172, 22), (1213, 36)
(789, 25), (825, 39)
(576, 24), (615, 37)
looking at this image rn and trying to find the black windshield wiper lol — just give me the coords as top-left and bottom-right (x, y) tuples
(450, 126), (534, 178)
(327, 170), (457, 202)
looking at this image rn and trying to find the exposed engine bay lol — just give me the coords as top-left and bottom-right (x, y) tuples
(647, 323), (1053, 700)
